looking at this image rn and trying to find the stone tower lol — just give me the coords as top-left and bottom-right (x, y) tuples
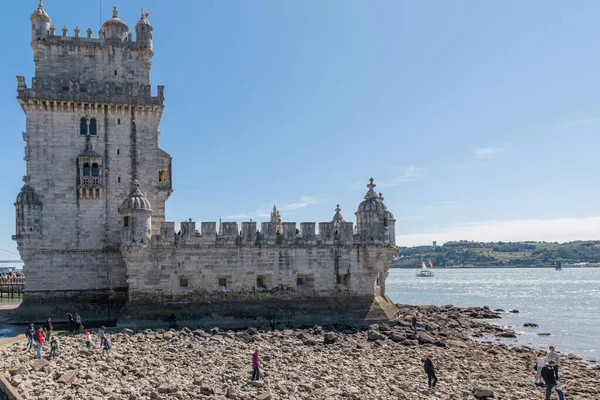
(355, 178), (396, 245)
(13, 3), (171, 317)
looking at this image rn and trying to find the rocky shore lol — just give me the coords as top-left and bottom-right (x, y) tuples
(1, 304), (599, 399)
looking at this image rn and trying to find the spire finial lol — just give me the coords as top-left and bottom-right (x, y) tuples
(133, 180), (140, 190)
(364, 177), (379, 200)
(112, 6), (119, 19)
(39, 0), (43, 7)
(378, 192), (384, 201)
(367, 177), (375, 190)
(333, 204), (345, 222)
(270, 205), (281, 224)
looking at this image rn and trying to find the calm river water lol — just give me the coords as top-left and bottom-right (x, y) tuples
(387, 267), (600, 359)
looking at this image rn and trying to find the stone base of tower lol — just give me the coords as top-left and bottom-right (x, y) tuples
(117, 295), (399, 330)
(10, 288), (128, 325)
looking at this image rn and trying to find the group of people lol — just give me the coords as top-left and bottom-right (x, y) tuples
(0, 271), (24, 284)
(65, 311), (84, 334)
(24, 319), (58, 360)
(24, 314), (113, 360)
(535, 345), (564, 400)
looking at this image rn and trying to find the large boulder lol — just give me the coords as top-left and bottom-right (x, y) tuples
(324, 332), (338, 344)
(367, 331), (386, 341)
(57, 370), (78, 385)
(474, 389), (494, 399)
(32, 359), (50, 371)
(418, 333), (436, 344)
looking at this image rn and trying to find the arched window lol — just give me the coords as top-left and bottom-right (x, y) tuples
(80, 118), (87, 135)
(89, 118), (97, 136)
(91, 163), (99, 177)
(83, 163), (90, 176)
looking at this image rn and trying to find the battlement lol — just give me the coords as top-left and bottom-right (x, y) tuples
(32, 27), (147, 48)
(16, 76), (164, 106)
(153, 218), (390, 248)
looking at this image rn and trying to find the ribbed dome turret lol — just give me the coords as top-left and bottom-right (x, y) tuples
(102, 6), (129, 41)
(120, 181), (152, 211)
(136, 10), (152, 28)
(30, 1), (50, 22)
(357, 178), (386, 212)
(16, 184), (41, 204)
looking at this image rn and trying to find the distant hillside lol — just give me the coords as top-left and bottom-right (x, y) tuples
(392, 240), (600, 268)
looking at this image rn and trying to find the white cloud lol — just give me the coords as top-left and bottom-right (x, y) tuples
(377, 165), (424, 187)
(473, 147), (501, 160)
(282, 195), (321, 211)
(396, 216), (600, 246)
(225, 195), (322, 220)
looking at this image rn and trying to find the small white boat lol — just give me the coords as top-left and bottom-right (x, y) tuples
(416, 261), (435, 277)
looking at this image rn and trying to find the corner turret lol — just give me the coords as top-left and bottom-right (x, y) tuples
(13, 177), (43, 244)
(119, 181), (153, 247)
(135, 9), (153, 51)
(355, 178), (395, 244)
(30, 1), (51, 44)
(102, 6), (129, 44)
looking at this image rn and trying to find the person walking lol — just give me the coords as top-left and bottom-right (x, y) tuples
(25, 323), (35, 350)
(74, 313), (82, 334)
(251, 350), (260, 381)
(542, 361), (565, 400)
(102, 335), (112, 358)
(535, 351), (547, 386)
(35, 328), (45, 359)
(49, 337), (58, 359)
(424, 354), (437, 394)
(85, 330), (92, 349)
(44, 318), (53, 342)
(412, 312), (418, 335)
(98, 325), (106, 348)
(66, 311), (74, 334)
(547, 346), (560, 381)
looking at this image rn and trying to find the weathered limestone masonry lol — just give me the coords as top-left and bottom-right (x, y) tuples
(13, 3), (399, 327)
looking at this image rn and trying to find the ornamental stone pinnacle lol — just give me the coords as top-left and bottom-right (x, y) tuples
(365, 177), (379, 199)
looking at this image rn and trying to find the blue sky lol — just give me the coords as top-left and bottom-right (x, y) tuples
(0, 1), (599, 262)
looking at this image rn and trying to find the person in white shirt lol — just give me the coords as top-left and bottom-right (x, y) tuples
(535, 351), (546, 385)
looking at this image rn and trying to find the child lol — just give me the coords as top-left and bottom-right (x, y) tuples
(251, 350), (260, 381)
(102, 336), (112, 358)
(85, 330), (92, 349)
(535, 351), (546, 386)
(49, 337), (58, 359)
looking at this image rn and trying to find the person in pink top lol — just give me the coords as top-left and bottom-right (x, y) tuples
(85, 331), (92, 349)
(35, 328), (45, 359)
(251, 350), (260, 381)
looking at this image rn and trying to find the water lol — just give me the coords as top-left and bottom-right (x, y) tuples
(387, 268), (600, 359)
(0, 298), (22, 338)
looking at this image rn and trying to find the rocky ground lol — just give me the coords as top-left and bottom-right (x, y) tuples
(1, 304), (599, 400)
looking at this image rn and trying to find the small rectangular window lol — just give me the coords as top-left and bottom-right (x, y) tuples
(179, 277), (188, 287)
(114, 70), (117, 76)
(257, 276), (265, 289)
(297, 273), (314, 288)
(117, 148), (120, 155)
(117, 177), (121, 183)
(124, 216), (130, 227)
(117, 118), (121, 125)
(218, 277), (227, 288)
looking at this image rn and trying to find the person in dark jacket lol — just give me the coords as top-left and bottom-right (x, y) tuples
(542, 361), (564, 400)
(424, 354), (437, 393)
(25, 323), (35, 350)
(412, 312), (418, 335)
(43, 318), (53, 342)
(66, 311), (74, 334)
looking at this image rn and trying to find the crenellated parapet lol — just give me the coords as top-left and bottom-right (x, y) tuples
(16, 76), (164, 107)
(145, 179), (396, 250)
